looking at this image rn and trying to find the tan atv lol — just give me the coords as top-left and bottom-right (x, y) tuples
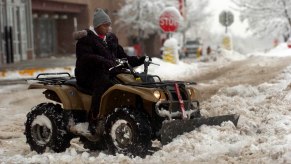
(24, 57), (239, 157)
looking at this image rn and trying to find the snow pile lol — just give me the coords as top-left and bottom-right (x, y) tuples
(199, 66), (291, 163)
(215, 49), (247, 62)
(1, 50), (246, 81)
(135, 58), (199, 81)
(266, 43), (291, 57)
(252, 43), (291, 57)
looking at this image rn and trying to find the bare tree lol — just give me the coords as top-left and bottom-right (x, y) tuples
(232, 0), (291, 41)
(116, 0), (165, 39)
(117, 0), (210, 39)
(184, 0), (210, 32)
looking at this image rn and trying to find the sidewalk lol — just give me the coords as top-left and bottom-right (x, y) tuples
(0, 55), (76, 80)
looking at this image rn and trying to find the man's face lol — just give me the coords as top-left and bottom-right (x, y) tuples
(95, 23), (111, 35)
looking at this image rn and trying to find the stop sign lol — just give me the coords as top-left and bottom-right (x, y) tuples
(159, 8), (180, 32)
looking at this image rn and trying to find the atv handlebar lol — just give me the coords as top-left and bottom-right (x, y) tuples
(108, 56), (159, 74)
(144, 56), (159, 66)
(108, 58), (128, 72)
(109, 58), (138, 78)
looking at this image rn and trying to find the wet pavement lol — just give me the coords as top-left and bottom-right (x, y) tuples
(0, 55), (76, 72)
(0, 55), (76, 85)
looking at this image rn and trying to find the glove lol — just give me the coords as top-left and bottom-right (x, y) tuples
(138, 56), (152, 65)
(138, 56), (146, 65)
(104, 60), (116, 69)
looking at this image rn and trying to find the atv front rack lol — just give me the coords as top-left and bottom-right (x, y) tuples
(125, 81), (197, 88)
(155, 100), (200, 120)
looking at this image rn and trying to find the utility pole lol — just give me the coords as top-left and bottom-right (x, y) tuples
(137, 0), (143, 55)
(180, 0), (187, 46)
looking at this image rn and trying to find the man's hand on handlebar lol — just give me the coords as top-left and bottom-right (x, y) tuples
(108, 58), (128, 71)
(143, 56), (159, 66)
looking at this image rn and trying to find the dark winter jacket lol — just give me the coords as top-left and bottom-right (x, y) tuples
(74, 29), (143, 89)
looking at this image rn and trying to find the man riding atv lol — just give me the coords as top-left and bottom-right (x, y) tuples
(74, 8), (146, 134)
(24, 8), (239, 158)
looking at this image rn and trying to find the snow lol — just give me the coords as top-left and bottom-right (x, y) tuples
(207, 0), (250, 37)
(110, 119), (131, 149)
(136, 57), (200, 81)
(69, 122), (91, 136)
(233, 0), (291, 39)
(248, 43), (291, 57)
(31, 115), (52, 131)
(1, 48), (291, 163)
(116, 0), (165, 38)
(161, 6), (183, 24)
(265, 43), (291, 57)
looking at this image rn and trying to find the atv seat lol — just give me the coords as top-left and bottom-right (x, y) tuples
(64, 79), (93, 95)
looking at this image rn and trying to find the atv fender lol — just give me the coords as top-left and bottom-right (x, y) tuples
(98, 84), (164, 118)
(28, 83), (91, 110)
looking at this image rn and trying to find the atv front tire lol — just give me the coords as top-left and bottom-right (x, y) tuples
(104, 108), (152, 157)
(24, 103), (72, 153)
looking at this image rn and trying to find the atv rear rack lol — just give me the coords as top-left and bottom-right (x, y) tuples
(36, 72), (71, 79)
(31, 72), (73, 85)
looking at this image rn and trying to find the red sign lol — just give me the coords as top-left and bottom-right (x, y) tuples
(288, 39), (291, 48)
(159, 9), (180, 33)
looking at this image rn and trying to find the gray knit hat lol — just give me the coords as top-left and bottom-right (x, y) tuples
(93, 8), (111, 28)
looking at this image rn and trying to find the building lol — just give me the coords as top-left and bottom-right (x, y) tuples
(0, 0), (33, 64)
(0, 0), (161, 64)
(31, 0), (128, 58)
(0, 0), (128, 64)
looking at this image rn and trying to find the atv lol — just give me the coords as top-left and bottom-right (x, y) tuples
(24, 56), (239, 157)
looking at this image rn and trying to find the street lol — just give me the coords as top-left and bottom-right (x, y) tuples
(1, 55), (291, 163)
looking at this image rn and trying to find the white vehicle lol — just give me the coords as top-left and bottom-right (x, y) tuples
(183, 39), (203, 57)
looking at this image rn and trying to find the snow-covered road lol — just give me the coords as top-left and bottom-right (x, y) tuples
(0, 54), (291, 163)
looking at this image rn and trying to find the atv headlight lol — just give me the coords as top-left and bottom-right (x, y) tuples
(153, 90), (161, 99)
(187, 88), (197, 99)
(187, 88), (192, 96)
(187, 88), (192, 97)
(187, 87), (201, 100)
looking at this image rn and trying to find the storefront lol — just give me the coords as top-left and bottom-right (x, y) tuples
(0, 0), (33, 64)
(31, 0), (87, 57)
(0, 0), (138, 63)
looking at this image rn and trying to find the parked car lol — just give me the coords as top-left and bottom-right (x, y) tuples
(182, 39), (203, 58)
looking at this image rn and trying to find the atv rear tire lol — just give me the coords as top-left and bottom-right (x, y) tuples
(24, 103), (72, 153)
(104, 108), (152, 157)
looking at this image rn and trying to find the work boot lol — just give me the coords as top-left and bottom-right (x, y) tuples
(88, 118), (105, 137)
(88, 122), (97, 135)
(88, 111), (98, 134)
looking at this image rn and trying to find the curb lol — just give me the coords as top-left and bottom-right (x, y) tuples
(0, 66), (75, 80)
